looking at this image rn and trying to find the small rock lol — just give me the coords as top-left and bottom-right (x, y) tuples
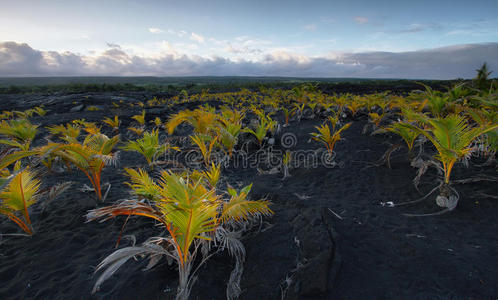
(70, 104), (84, 112)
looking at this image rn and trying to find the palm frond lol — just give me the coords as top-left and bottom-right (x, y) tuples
(386, 122), (420, 152)
(92, 241), (174, 293)
(203, 163), (221, 188)
(222, 184), (272, 223)
(86, 198), (165, 224)
(0, 167), (40, 234)
(123, 168), (160, 200)
(102, 116), (120, 130)
(403, 114), (498, 183)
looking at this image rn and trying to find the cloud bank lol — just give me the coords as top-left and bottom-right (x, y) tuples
(0, 41), (497, 79)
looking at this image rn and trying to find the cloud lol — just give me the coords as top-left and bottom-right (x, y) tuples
(446, 30), (472, 36)
(224, 43), (262, 55)
(0, 41), (497, 79)
(190, 32), (205, 43)
(167, 29), (187, 37)
(354, 17), (368, 25)
(148, 27), (163, 34)
(445, 18), (498, 37)
(320, 17), (335, 24)
(398, 23), (442, 34)
(304, 24), (317, 31)
(0, 42), (46, 75)
(0, 42), (88, 76)
(220, 36), (268, 56)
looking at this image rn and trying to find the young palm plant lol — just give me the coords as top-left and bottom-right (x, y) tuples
(190, 134), (219, 167)
(131, 110), (146, 126)
(475, 63), (492, 91)
(166, 108), (218, 135)
(47, 123), (81, 143)
(3, 134), (121, 202)
(57, 133), (120, 201)
(310, 121), (352, 155)
(282, 107), (296, 127)
(121, 129), (179, 169)
(216, 116), (242, 158)
(189, 162), (222, 188)
(372, 121), (422, 168)
(385, 122), (420, 153)
(127, 126), (145, 136)
(293, 102), (306, 121)
(102, 116), (120, 132)
(466, 108), (498, 159)
(0, 163), (41, 235)
(282, 150), (292, 179)
(150, 117), (162, 129)
(79, 121), (101, 135)
(368, 112), (386, 128)
(202, 162), (221, 188)
(419, 83), (449, 117)
(86, 170), (272, 300)
(347, 100), (363, 117)
(242, 115), (275, 146)
(0, 118), (38, 151)
(403, 114), (498, 211)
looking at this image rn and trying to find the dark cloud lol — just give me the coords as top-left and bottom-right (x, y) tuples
(0, 41), (497, 79)
(339, 43), (498, 78)
(0, 42), (45, 75)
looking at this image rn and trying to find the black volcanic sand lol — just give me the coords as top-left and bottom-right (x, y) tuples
(0, 92), (497, 300)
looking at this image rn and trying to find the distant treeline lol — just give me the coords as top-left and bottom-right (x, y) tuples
(0, 77), (469, 95)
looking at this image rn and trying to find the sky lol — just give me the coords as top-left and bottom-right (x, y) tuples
(0, 0), (498, 78)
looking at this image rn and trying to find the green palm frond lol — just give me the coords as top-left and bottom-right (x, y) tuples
(39, 133), (121, 200)
(102, 116), (120, 130)
(89, 169), (272, 270)
(47, 123), (81, 143)
(311, 122), (351, 154)
(404, 114), (498, 183)
(369, 112), (386, 127)
(82, 122), (101, 135)
(0, 139), (27, 150)
(131, 110), (146, 126)
(0, 149), (40, 170)
(0, 166), (40, 234)
(33, 106), (47, 116)
(466, 108), (497, 126)
(216, 122), (241, 157)
(242, 116), (273, 145)
(190, 134), (218, 166)
(0, 118), (38, 150)
(124, 168), (160, 200)
(0, 167), (40, 211)
(166, 109), (219, 135)
(222, 184), (272, 223)
(166, 110), (191, 135)
(122, 130), (166, 166)
(386, 122), (420, 152)
(203, 162), (221, 188)
(154, 172), (220, 262)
